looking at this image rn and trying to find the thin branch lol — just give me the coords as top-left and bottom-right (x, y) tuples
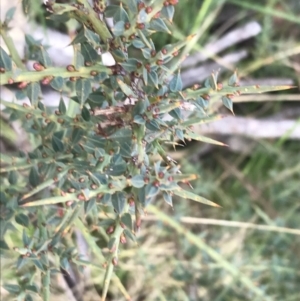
(76, 0), (112, 41)
(0, 65), (111, 85)
(41, 269), (50, 301)
(142, 215), (300, 236)
(101, 208), (129, 301)
(0, 28), (25, 70)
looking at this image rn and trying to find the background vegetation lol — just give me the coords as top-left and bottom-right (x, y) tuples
(1, 0), (300, 300)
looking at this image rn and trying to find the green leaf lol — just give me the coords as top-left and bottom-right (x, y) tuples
(3, 284), (21, 294)
(124, 228), (136, 242)
(137, 8), (147, 23)
(83, 26), (100, 46)
(47, 11), (70, 23)
(142, 66), (148, 85)
(0, 240), (9, 250)
(146, 120), (160, 131)
(173, 188), (220, 207)
(163, 192), (173, 206)
(112, 21), (125, 37)
(112, 48), (127, 60)
(38, 46), (52, 67)
(132, 39), (145, 49)
(15, 214), (29, 227)
(194, 97), (208, 110)
(141, 48), (151, 59)
(228, 70), (238, 86)
(70, 28), (86, 45)
(111, 192), (126, 214)
(25, 294), (34, 301)
(81, 42), (99, 63)
(175, 128), (184, 141)
(150, 19), (171, 33)
(22, 229), (30, 245)
(121, 58), (139, 72)
(44, 122), (57, 136)
(29, 166), (40, 187)
(74, 49), (84, 70)
(0, 47), (12, 70)
(105, 5), (119, 18)
(132, 99), (147, 116)
(0, 191), (7, 203)
(161, 5), (175, 21)
(21, 168), (68, 201)
(51, 3), (77, 14)
(148, 70), (159, 88)
(221, 95), (234, 114)
(133, 115), (145, 124)
(130, 175), (145, 188)
(185, 131), (228, 146)
(209, 72), (218, 90)
(88, 92), (106, 106)
(117, 79), (138, 97)
(82, 106), (91, 121)
(50, 76), (64, 91)
(157, 102), (181, 114)
(169, 108), (182, 120)
(16, 257), (26, 270)
(71, 128), (84, 144)
(169, 71), (183, 92)
(84, 198), (96, 215)
(8, 170), (18, 185)
(5, 7), (16, 24)
(32, 258), (46, 272)
(60, 257), (70, 271)
(24, 285), (38, 293)
(117, 6), (129, 23)
(52, 135), (64, 152)
(123, 0), (137, 14)
(145, 185), (159, 199)
(58, 97), (67, 114)
(26, 82), (41, 105)
(121, 213), (133, 231)
(76, 79), (92, 105)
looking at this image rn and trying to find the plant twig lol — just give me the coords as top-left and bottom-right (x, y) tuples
(101, 206), (129, 301)
(0, 65), (111, 85)
(74, 219), (131, 301)
(41, 269), (50, 301)
(142, 215), (300, 236)
(76, 0), (112, 41)
(0, 28), (25, 70)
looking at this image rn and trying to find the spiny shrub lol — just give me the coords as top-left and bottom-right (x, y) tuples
(0, 0), (292, 300)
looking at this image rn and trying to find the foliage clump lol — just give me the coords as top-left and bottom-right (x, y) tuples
(0, 0), (292, 300)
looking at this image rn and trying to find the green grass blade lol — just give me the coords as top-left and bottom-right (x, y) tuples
(173, 188), (221, 207)
(228, 0), (300, 24)
(148, 205), (273, 300)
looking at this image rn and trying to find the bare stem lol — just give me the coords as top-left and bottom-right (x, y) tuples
(0, 28), (25, 70)
(41, 268), (50, 301)
(0, 65), (111, 85)
(76, 0), (112, 42)
(101, 205), (129, 301)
